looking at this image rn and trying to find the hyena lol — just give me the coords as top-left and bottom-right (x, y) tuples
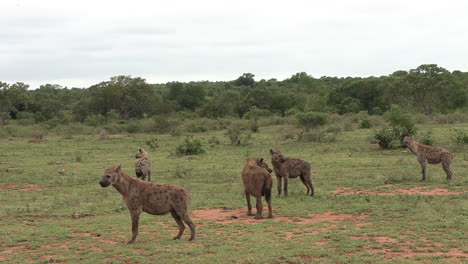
(269, 149), (314, 197)
(99, 165), (196, 244)
(241, 158), (273, 219)
(135, 148), (151, 182)
(402, 136), (453, 181)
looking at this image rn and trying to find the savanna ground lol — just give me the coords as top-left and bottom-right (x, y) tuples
(0, 122), (467, 263)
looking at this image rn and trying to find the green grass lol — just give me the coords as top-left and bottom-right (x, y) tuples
(0, 124), (467, 263)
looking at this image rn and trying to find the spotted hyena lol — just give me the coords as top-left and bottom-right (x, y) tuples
(135, 148), (151, 181)
(269, 149), (314, 197)
(242, 158), (273, 219)
(402, 136), (453, 181)
(99, 165), (196, 244)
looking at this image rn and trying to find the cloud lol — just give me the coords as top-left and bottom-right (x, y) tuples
(1, 0), (467, 88)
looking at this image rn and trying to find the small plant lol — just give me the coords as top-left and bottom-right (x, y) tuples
(359, 118), (372, 129)
(208, 136), (221, 146)
(174, 165), (191, 178)
(175, 135), (205, 155)
(453, 128), (468, 160)
(73, 152), (83, 162)
(145, 138), (159, 150)
(98, 130), (109, 141)
(226, 121), (252, 145)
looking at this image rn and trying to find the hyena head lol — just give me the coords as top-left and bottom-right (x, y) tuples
(402, 136), (415, 148)
(257, 158), (273, 173)
(269, 149), (286, 163)
(99, 165), (122, 187)
(135, 148), (148, 159)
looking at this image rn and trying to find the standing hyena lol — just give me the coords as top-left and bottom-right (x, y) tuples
(269, 149), (314, 197)
(241, 158), (273, 219)
(135, 148), (151, 182)
(99, 165), (196, 244)
(402, 136), (453, 181)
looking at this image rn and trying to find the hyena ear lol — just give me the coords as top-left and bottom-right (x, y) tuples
(139, 148), (143, 153)
(116, 165), (122, 173)
(258, 158), (264, 166)
(269, 149), (274, 155)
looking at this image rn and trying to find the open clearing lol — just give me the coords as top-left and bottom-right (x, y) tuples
(0, 123), (467, 263)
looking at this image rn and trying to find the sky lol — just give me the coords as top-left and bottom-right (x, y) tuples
(1, 0), (467, 89)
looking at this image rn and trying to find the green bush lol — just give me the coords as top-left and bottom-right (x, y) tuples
(296, 111), (328, 131)
(359, 118), (372, 129)
(175, 135), (205, 155)
(185, 122), (208, 133)
(374, 127), (399, 149)
(453, 128), (468, 160)
(388, 105), (417, 141)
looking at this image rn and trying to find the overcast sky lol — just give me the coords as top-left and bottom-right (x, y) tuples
(1, 0), (467, 89)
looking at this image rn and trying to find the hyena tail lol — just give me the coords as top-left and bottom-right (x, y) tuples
(263, 182), (272, 201)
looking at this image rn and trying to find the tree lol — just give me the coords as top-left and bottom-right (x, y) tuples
(406, 64), (453, 115)
(234, 73), (255, 87)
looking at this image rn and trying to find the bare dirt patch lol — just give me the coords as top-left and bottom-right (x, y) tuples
(332, 185), (466, 196)
(0, 184), (44, 191)
(192, 208), (368, 226)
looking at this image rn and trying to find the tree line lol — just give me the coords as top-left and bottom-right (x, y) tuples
(1, 64), (467, 127)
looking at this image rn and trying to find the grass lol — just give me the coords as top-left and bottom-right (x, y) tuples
(0, 123), (467, 263)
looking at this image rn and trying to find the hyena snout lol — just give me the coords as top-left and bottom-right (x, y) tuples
(99, 175), (112, 187)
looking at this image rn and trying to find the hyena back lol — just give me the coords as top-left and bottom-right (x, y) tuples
(135, 148), (151, 182)
(269, 149), (314, 197)
(402, 136), (453, 181)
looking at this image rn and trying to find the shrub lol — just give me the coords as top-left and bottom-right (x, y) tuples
(175, 135), (205, 155)
(298, 126), (341, 143)
(374, 127), (399, 149)
(152, 115), (179, 134)
(296, 112), (328, 131)
(208, 136), (221, 146)
(359, 118), (372, 129)
(387, 105), (417, 141)
(185, 122), (208, 133)
(84, 114), (106, 127)
(453, 128), (468, 160)
(225, 121), (252, 145)
(145, 138), (159, 150)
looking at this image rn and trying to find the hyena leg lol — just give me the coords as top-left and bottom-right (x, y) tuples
(255, 196), (263, 219)
(182, 214), (196, 241)
(283, 177), (289, 197)
(309, 180), (315, 197)
(128, 210), (141, 244)
(265, 193), (273, 219)
(276, 176), (282, 196)
(245, 191), (252, 216)
(299, 176), (310, 195)
(170, 210), (185, 240)
(442, 162), (452, 180)
(147, 171), (151, 182)
(419, 160), (428, 181)
(175, 208), (196, 241)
